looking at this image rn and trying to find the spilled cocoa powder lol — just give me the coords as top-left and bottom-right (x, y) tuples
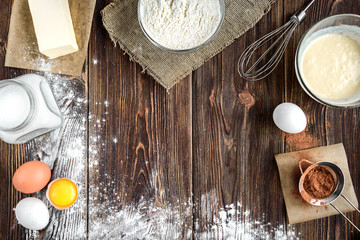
(284, 131), (320, 150)
(303, 166), (336, 199)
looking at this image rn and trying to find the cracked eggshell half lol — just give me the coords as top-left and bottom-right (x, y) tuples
(46, 178), (78, 210)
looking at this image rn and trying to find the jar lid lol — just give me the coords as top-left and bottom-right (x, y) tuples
(0, 81), (32, 131)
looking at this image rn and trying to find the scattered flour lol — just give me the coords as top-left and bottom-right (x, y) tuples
(32, 57), (52, 72)
(13, 73), (298, 240)
(139, 0), (222, 50)
(88, 194), (187, 239)
(195, 190), (299, 240)
(87, 183), (299, 240)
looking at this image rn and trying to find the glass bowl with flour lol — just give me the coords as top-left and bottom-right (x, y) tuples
(138, 0), (225, 52)
(296, 14), (360, 108)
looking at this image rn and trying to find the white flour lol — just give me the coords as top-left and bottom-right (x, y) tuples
(88, 183), (299, 240)
(139, 0), (222, 50)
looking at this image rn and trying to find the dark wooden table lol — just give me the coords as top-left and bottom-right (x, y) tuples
(1, 0), (360, 239)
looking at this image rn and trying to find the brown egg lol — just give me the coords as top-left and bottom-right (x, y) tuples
(12, 161), (51, 194)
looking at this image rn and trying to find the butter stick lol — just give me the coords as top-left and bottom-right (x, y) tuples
(28, 0), (78, 59)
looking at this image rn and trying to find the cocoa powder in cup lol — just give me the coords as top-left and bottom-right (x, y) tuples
(303, 165), (336, 199)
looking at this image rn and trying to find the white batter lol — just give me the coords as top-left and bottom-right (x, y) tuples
(300, 27), (360, 101)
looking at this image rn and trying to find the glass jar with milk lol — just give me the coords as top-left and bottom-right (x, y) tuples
(0, 74), (63, 144)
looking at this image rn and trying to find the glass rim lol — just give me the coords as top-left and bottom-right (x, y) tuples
(0, 80), (36, 132)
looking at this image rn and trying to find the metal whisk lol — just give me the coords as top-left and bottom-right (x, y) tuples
(238, 0), (317, 81)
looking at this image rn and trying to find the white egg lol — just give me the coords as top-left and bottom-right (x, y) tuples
(15, 197), (49, 230)
(273, 103), (307, 134)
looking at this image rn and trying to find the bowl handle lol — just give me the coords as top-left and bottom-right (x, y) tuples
(299, 159), (315, 175)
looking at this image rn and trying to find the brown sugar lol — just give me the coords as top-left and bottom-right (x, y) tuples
(303, 166), (336, 199)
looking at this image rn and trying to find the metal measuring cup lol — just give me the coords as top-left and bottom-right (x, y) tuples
(298, 159), (360, 232)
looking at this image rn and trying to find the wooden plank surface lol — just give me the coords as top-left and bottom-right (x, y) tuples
(0, 0), (360, 239)
(192, 0), (288, 238)
(87, 1), (192, 239)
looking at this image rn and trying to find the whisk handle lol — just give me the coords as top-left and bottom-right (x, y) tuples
(292, 0), (317, 23)
(303, 0), (317, 13)
(291, 10), (307, 24)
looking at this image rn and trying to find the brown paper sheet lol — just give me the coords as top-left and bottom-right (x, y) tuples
(5, 0), (96, 76)
(275, 144), (359, 224)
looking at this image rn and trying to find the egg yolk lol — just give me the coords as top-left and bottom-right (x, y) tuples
(48, 179), (77, 208)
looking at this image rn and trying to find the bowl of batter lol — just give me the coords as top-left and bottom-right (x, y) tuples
(295, 14), (360, 108)
(138, 0), (225, 53)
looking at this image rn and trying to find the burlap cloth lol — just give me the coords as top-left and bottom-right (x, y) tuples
(102, 0), (273, 90)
